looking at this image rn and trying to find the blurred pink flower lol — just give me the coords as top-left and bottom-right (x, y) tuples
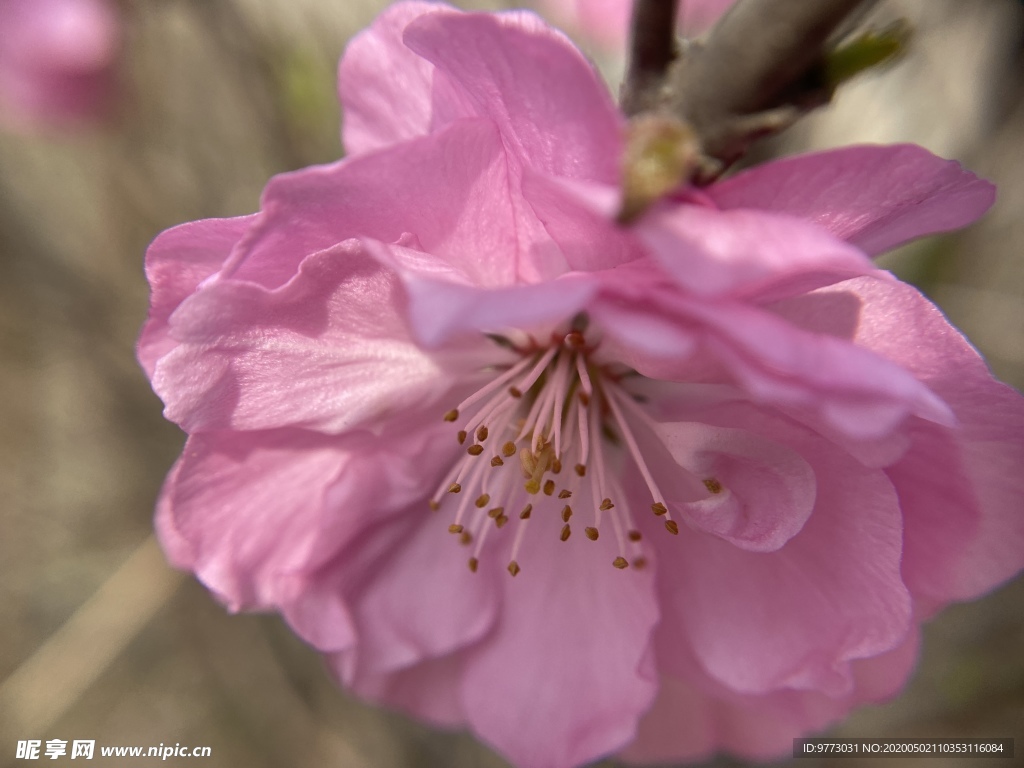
(140, 3), (1024, 767)
(0, 0), (119, 130)
(540, 0), (733, 50)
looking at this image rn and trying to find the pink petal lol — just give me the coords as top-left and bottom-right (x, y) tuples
(404, 8), (622, 184)
(138, 215), (257, 376)
(338, 1), (474, 155)
(225, 118), (518, 290)
(836, 276), (1024, 601)
(153, 241), (455, 435)
(331, 510), (499, 685)
(649, 407), (912, 697)
(655, 421), (816, 552)
(460, 516), (659, 768)
(334, 651), (468, 729)
(709, 144), (996, 255)
(157, 430), (359, 651)
(623, 631), (919, 764)
(639, 202), (879, 299)
(368, 239), (600, 348)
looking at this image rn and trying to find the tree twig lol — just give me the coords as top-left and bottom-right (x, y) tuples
(621, 0), (678, 116)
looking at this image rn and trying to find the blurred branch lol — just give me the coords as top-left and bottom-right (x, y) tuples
(619, 0), (879, 220)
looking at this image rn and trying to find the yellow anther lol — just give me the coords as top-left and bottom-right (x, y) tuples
(502, 441), (517, 457)
(561, 505), (573, 522)
(488, 506), (503, 519)
(543, 480), (555, 496)
(467, 444), (484, 456)
(560, 524), (572, 541)
(443, 409), (459, 422)
(460, 532), (472, 546)
(628, 530), (642, 542)
(495, 514), (509, 529)
(599, 498), (614, 511)
(519, 504), (533, 520)
(475, 494), (490, 508)
(448, 524), (464, 534)
(612, 556), (629, 569)
(584, 527), (599, 541)
(491, 456), (504, 467)
(448, 483), (462, 494)
(558, 489), (572, 499)
(457, 430), (468, 445)
(575, 464), (587, 477)
(468, 557), (479, 573)
(428, 500), (440, 511)
(476, 425), (489, 442)
(664, 520), (679, 535)
(507, 560), (521, 577)
(703, 477), (723, 494)
(552, 459), (562, 474)
(651, 502), (668, 516)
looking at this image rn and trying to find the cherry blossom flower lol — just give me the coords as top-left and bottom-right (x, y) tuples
(139, 3), (1024, 767)
(0, 0), (119, 131)
(540, 0), (733, 50)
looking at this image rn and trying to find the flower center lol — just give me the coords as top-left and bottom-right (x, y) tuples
(430, 321), (681, 577)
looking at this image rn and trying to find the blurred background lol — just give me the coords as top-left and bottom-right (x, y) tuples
(0, 0), (1021, 766)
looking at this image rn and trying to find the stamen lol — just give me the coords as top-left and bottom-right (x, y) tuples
(585, 527), (599, 541)
(561, 505), (573, 522)
(651, 502), (667, 516)
(475, 494), (490, 508)
(467, 557), (479, 573)
(491, 456), (504, 467)
(448, 524), (464, 534)
(519, 504), (533, 520)
(703, 477), (723, 494)
(476, 425), (489, 442)
(448, 483), (462, 494)
(502, 441), (517, 457)
(443, 409), (459, 422)
(457, 430), (468, 445)
(558, 489), (572, 499)
(467, 444), (484, 456)
(560, 524), (572, 541)
(612, 557), (629, 569)
(543, 479), (556, 496)
(507, 561), (521, 577)
(628, 530), (642, 541)
(664, 520), (679, 535)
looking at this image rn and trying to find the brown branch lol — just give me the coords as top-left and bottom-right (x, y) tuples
(621, 0), (678, 116)
(667, 0), (875, 170)
(618, 0), (878, 220)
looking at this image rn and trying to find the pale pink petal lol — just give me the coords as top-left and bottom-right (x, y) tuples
(404, 9), (622, 184)
(639, 201), (879, 298)
(460, 517), (659, 768)
(138, 215), (257, 376)
(655, 421), (817, 552)
(329, 510), (499, 685)
(153, 242), (455, 435)
(368, 239), (600, 348)
(709, 144), (996, 255)
(157, 430), (358, 651)
(338, 1), (475, 155)
(834, 277), (1024, 601)
(334, 652), (468, 729)
(225, 118), (518, 290)
(648, 407), (911, 696)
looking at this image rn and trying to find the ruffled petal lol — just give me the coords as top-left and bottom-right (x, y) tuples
(152, 241), (454, 435)
(404, 8), (622, 184)
(649, 407), (911, 697)
(655, 421), (816, 552)
(708, 144), (996, 255)
(225, 117), (518, 290)
(459, 515), (659, 768)
(367, 239), (599, 347)
(329, 508), (500, 686)
(338, 1), (474, 155)
(138, 215), (257, 376)
(156, 430), (358, 650)
(639, 202), (879, 299)
(834, 276), (1024, 601)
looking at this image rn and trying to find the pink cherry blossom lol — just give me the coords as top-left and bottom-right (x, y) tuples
(539, 0), (734, 50)
(139, 3), (1024, 767)
(0, 0), (119, 130)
